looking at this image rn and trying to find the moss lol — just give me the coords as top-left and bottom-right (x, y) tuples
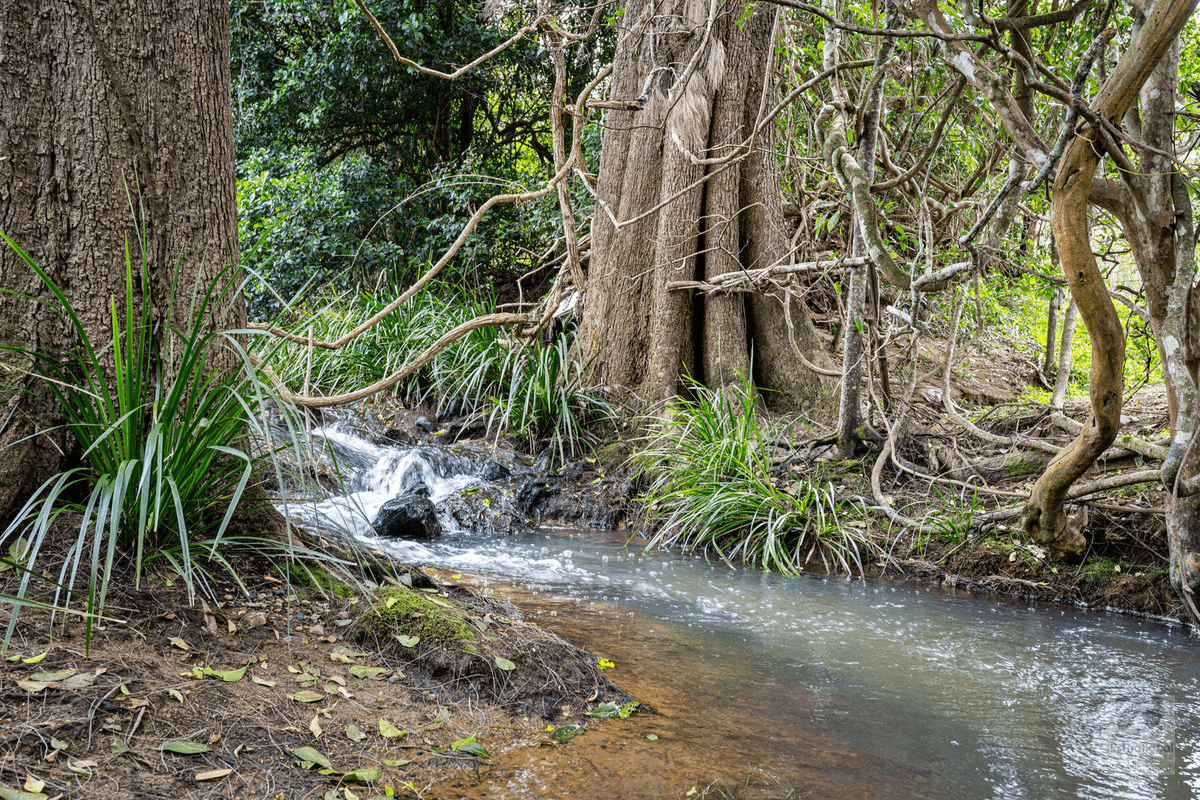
(1079, 557), (1122, 582)
(1004, 453), (1044, 477)
(277, 563), (355, 597)
(361, 588), (477, 648)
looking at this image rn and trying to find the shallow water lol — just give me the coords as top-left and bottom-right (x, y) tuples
(286, 429), (1200, 799)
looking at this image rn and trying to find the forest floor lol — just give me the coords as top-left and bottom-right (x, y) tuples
(0, 333), (1186, 800)
(0, 550), (627, 800)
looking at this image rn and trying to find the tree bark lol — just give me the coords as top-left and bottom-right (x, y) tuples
(1021, 0), (1197, 555)
(0, 0), (243, 517)
(580, 0), (834, 412)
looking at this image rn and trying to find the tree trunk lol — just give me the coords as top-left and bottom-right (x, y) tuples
(580, 0), (834, 412)
(0, 0), (243, 517)
(1021, 0), (1197, 556)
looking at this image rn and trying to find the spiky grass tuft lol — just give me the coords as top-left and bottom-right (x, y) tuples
(634, 377), (877, 575)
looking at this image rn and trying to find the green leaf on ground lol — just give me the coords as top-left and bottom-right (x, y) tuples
(157, 741), (211, 755)
(378, 718), (405, 739)
(349, 665), (388, 679)
(493, 656), (516, 671)
(292, 690), (324, 703)
(203, 665), (247, 682)
(340, 768), (380, 782)
(251, 675), (276, 687)
(293, 746), (334, 771)
(345, 724), (366, 742)
(395, 635), (419, 648)
(451, 733), (490, 758)
(551, 724), (585, 742)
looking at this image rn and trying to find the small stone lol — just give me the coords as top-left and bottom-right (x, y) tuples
(388, 675), (402, 683)
(308, 624), (325, 637)
(415, 415), (436, 433)
(337, 610), (350, 620)
(245, 612), (268, 628)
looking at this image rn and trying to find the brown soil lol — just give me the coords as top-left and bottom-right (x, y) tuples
(0, 543), (623, 800)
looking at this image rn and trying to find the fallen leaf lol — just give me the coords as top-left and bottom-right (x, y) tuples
(340, 768), (379, 783)
(382, 758), (411, 767)
(292, 690), (323, 703)
(378, 718), (405, 739)
(310, 714), (324, 739)
(0, 787), (46, 800)
(157, 741), (211, 755)
(292, 746), (333, 771)
(345, 724), (366, 742)
(251, 675), (276, 687)
(395, 635), (419, 648)
(203, 665), (247, 682)
(21, 651), (47, 664)
(494, 656), (516, 671)
(349, 665), (388, 680)
(169, 637), (190, 651)
(23, 775), (44, 794)
(195, 768), (234, 781)
(168, 689), (185, 703)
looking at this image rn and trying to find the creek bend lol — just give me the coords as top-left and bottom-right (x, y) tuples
(284, 424), (1200, 799)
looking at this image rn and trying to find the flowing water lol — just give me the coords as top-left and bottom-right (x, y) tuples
(285, 426), (1200, 799)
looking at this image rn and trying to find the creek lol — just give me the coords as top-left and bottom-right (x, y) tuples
(284, 423), (1200, 799)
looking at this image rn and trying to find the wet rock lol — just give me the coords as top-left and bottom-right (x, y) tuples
(415, 416), (437, 433)
(476, 459), (511, 482)
(437, 484), (535, 538)
(383, 428), (417, 446)
(373, 494), (442, 540)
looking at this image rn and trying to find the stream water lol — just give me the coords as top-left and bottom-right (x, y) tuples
(285, 425), (1200, 799)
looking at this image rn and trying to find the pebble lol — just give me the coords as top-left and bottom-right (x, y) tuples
(308, 624), (325, 636)
(245, 612), (268, 628)
(337, 610), (350, 620)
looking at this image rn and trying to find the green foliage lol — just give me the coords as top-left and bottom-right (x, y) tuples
(635, 377), (877, 575)
(264, 282), (611, 457)
(0, 229), (323, 649)
(489, 331), (614, 462)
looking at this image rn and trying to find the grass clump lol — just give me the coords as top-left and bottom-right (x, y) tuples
(0, 216), (346, 650)
(634, 377), (876, 575)
(362, 587), (477, 648)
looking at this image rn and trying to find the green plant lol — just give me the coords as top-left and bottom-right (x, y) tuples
(490, 331), (614, 463)
(0, 227), (290, 648)
(913, 483), (980, 557)
(634, 376), (876, 575)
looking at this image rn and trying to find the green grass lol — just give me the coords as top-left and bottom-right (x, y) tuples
(0, 223), (348, 650)
(634, 377), (877, 575)
(262, 282), (612, 459)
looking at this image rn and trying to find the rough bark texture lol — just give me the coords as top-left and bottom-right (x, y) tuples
(580, 0), (834, 412)
(0, 0), (243, 517)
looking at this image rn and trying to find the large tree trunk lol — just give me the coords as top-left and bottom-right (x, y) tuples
(0, 0), (243, 517)
(580, 0), (834, 412)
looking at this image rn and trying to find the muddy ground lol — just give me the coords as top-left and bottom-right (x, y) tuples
(0, 548), (626, 800)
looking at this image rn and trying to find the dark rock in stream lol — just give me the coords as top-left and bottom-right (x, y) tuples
(373, 494), (442, 539)
(415, 416), (437, 433)
(438, 484), (536, 537)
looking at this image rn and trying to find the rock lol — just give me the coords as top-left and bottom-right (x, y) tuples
(383, 427), (416, 446)
(476, 459), (511, 481)
(415, 416), (436, 433)
(245, 612), (268, 628)
(308, 624), (325, 637)
(372, 494), (442, 539)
